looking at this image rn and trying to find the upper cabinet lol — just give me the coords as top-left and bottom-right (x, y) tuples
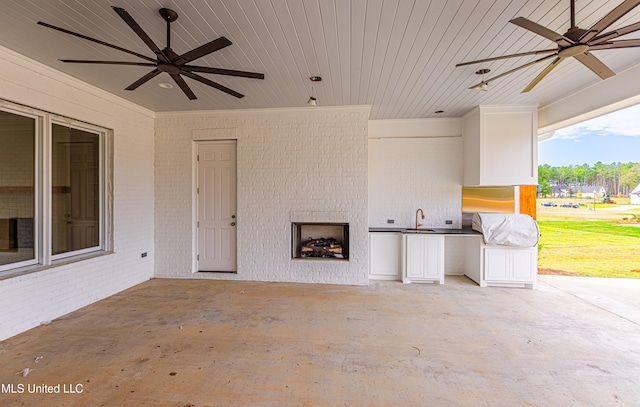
(463, 105), (538, 186)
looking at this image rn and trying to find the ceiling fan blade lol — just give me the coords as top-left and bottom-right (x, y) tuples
(37, 21), (156, 63)
(125, 69), (161, 90)
(455, 48), (557, 67)
(573, 51), (616, 79)
(522, 57), (563, 93)
(181, 71), (244, 98)
(176, 37), (233, 65)
(60, 60), (156, 67)
(579, 0), (640, 43)
(510, 17), (574, 47)
(112, 6), (169, 63)
(590, 38), (640, 50)
(589, 21), (640, 45)
(470, 54), (558, 88)
(170, 74), (197, 100)
(181, 65), (265, 79)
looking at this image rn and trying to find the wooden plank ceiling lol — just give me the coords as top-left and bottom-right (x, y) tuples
(0, 0), (639, 119)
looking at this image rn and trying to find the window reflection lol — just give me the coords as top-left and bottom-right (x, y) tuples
(51, 124), (100, 255)
(0, 111), (36, 266)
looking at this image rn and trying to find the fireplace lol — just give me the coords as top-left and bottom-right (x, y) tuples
(291, 222), (349, 260)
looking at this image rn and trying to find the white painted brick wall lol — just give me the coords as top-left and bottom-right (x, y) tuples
(368, 137), (463, 229)
(155, 107), (370, 285)
(0, 46), (155, 341)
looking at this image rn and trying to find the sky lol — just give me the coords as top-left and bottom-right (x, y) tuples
(538, 103), (640, 167)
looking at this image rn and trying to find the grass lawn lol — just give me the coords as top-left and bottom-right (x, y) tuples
(537, 198), (640, 278)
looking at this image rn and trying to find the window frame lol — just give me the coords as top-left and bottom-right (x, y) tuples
(49, 118), (106, 261)
(0, 100), (113, 275)
(0, 105), (42, 272)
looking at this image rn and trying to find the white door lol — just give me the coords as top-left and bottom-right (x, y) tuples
(197, 141), (237, 272)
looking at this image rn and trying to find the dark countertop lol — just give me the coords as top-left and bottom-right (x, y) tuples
(369, 227), (481, 235)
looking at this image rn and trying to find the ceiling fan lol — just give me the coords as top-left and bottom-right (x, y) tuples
(38, 6), (264, 100)
(457, 0), (640, 93)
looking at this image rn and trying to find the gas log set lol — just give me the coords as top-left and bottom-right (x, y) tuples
(301, 237), (344, 259)
(291, 222), (349, 260)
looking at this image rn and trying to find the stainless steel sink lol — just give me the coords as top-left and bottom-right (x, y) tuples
(404, 228), (436, 233)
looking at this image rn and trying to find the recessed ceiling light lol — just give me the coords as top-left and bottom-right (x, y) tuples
(309, 76), (322, 82)
(475, 69), (491, 75)
(158, 82), (174, 89)
(434, 110), (444, 114)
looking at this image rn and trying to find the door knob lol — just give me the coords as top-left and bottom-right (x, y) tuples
(231, 215), (236, 219)
(231, 222), (236, 226)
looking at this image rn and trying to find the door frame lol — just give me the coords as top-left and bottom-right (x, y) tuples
(191, 139), (238, 273)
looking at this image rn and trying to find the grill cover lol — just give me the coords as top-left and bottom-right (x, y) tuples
(471, 213), (539, 247)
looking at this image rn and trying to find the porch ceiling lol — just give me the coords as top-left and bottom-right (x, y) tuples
(1, 0), (640, 119)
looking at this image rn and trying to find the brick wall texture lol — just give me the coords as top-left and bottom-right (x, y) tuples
(155, 107), (370, 285)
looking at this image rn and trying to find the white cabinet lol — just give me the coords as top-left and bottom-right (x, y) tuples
(483, 246), (537, 289)
(463, 105), (538, 186)
(369, 232), (402, 280)
(403, 234), (444, 284)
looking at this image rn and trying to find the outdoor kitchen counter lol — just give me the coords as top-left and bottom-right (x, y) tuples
(368, 227), (483, 283)
(369, 227), (481, 235)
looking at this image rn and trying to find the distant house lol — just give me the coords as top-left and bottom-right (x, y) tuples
(575, 185), (606, 199)
(550, 185), (569, 197)
(631, 184), (640, 205)
(550, 184), (605, 198)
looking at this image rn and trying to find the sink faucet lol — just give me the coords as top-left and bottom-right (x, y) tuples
(415, 208), (424, 229)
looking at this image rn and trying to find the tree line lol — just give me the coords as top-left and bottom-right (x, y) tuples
(538, 162), (640, 197)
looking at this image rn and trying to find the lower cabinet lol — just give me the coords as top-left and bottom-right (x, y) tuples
(403, 234), (444, 284)
(483, 246), (537, 289)
(369, 232), (402, 280)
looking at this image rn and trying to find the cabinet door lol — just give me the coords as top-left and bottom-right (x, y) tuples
(405, 235), (426, 279)
(423, 236), (443, 279)
(369, 233), (401, 279)
(511, 249), (536, 281)
(484, 248), (510, 281)
(483, 110), (536, 185)
(405, 235), (444, 282)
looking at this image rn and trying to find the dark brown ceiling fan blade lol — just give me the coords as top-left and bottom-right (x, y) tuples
(112, 6), (169, 64)
(510, 17), (574, 47)
(455, 48), (557, 67)
(522, 57), (564, 93)
(579, 0), (640, 43)
(589, 21), (640, 44)
(590, 38), (640, 50)
(181, 65), (265, 79)
(170, 74), (197, 100)
(37, 21), (156, 63)
(125, 69), (161, 90)
(176, 37), (233, 66)
(181, 71), (244, 98)
(469, 54), (558, 89)
(60, 60), (156, 67)
(41, 6), (263, 101)
(573, 52), (616, 79)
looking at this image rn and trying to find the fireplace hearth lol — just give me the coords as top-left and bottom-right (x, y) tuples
(292, 222), (349, 260)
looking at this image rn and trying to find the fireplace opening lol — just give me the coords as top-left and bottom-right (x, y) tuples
(291, 222), (349, 260)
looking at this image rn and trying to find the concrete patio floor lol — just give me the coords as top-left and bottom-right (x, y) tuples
(0, 275), (639, 406)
